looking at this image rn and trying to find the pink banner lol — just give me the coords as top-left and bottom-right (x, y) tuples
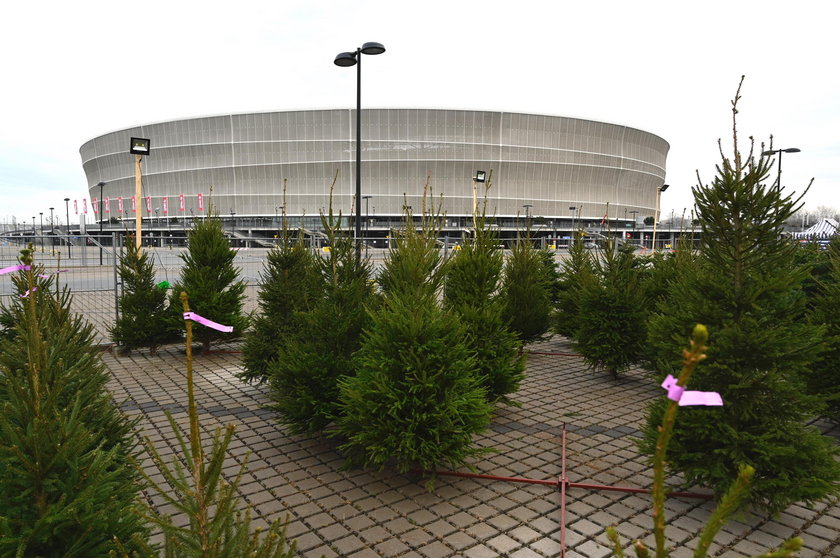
(83, 199), (87, 214)
(145, 196), (152, 213)
(179, 193), (185, 212)
(163, 196), (169, 215)
(74, 200), (78, 215)
(198, 193), (204, 211)
(118, 196), (123, 212)
(92, 198), (98, 214)
(105, 197), (110, 213)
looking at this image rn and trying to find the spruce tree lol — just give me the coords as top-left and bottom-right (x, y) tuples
(501, 232), (553, 346)
(114, 292), (297, 558)
(170, 214), (248, 354)
(574, 240), (648, 378)
(268, 205), (375, 433)
(555, 233), (594, 339)
(239, 227), (321, 384)
(0, 248), (149, 556)
(336, 202), (492, 476)
(444, 197), (524, 404)
(808, 237), (840, 421)
(640, 79), (840, 513)
(111, 235), (177, 354)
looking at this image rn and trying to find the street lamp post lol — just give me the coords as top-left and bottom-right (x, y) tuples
(651, 184), (669, 250)
(569, 206), (577, 233)
(32, 217), (35, 243)
(39, 213), (44, 253)
(523, 204), (533, 229)
(362, 195), (372, 240)
(97, 181), (106, 265)
(761, 147), (801, 190)
(64, 197), (71, 259)
(334, 41), (386, 258)
(49, 207), (54, 255)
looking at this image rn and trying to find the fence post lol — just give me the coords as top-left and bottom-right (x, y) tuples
(113, 232), (120, 326)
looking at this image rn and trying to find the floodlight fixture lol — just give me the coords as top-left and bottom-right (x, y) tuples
(474, 170), (487, 183)
(129, 137), (151, 155)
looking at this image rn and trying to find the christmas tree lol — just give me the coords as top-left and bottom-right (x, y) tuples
(807, 237), (840, 421)
(444, 184), (524, 404)
(268, 202), (375, 433)
(240, 224), (320, 384)
(574, 240), (648, 378)
(114, 292), (297, 558)
(110, 235), (177, 354)
(554, 233), (594, 339)
(0, 248), (149, 556)
(640, 79), (840, 513)
(336, 198), (492, 476)
(170, 214), (248, 354)
(501, 231), (553, 347)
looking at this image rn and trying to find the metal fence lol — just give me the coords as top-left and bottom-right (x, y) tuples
(1, 233), (398, 345)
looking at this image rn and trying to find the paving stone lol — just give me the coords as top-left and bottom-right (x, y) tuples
(97, 340), (840, 558)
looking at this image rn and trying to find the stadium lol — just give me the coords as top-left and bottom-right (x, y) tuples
(79, 109), (669, 246)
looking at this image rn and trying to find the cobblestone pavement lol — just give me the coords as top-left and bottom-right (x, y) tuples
(102, 337), (840, 557)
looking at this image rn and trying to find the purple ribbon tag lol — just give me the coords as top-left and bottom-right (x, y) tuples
(1, 265), (31, 275)
(661, 375), (723, 406)
(182, 312), (234, 333)
(21, 287), (38, 298)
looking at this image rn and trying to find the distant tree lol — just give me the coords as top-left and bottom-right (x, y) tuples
(640, 79), (840, 513)
(643, 216), (655, 226)
(169, 214), (248, 353)
(110, 235), (177, 354)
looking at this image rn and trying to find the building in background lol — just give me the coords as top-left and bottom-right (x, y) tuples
(79, 109), (668, 246)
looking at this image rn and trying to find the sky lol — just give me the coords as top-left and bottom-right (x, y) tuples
(1, 0), (837, 227)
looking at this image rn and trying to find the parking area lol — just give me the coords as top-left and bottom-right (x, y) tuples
(102, 336), (840, 557)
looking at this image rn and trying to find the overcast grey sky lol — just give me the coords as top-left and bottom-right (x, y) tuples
(1, 0), (837, 226)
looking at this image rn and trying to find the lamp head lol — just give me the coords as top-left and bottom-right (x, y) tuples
(660, 184), (670, 192)
(361, 42), (386, 55)
(334, 52), (358, 67)
(783, 147), (801, 153)
(474, 170), (486, 183)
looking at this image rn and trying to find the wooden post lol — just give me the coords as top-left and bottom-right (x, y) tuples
(135, 154), (143, 249)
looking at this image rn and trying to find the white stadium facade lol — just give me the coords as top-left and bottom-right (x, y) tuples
(79, 108), (669, 246)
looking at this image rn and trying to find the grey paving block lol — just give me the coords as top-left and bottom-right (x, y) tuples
(96, 337), (840, 557)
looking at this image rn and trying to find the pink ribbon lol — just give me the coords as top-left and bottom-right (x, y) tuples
(182, 312), (233, 332)
(1, 265), (30, 275)
(661, 375), (723, 406)
(21, 287), (38, 298)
